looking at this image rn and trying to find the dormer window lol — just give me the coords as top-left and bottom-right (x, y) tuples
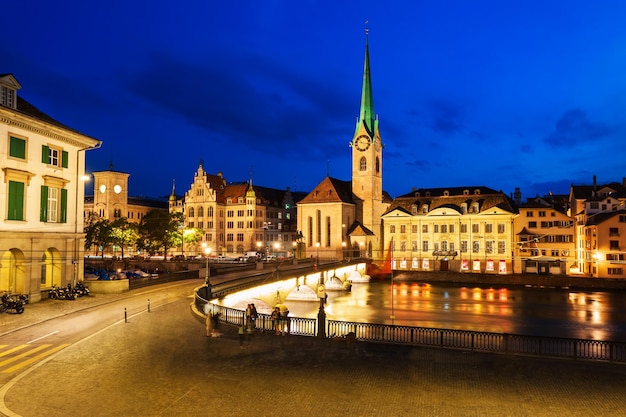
(474, 189), (481, 195)
(422, 205), (429, 214)
(443, 190), (449, 197)
(411, 204), (418, 214)
(461, 203), (468, 214)
(0, 74), (21, 110)
(425, 191), (431, 197)
(1, 85), (16, 109)
(463, 189), (469, 195)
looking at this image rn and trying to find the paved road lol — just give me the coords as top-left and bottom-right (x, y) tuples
(1, 280), (626, 416)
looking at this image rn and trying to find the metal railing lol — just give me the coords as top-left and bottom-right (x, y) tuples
(196, 292), (626, 364)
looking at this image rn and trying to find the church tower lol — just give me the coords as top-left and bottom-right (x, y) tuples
(350, 28), (386, 259)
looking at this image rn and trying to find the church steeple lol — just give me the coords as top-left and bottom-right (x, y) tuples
(355, 26), (378, 138)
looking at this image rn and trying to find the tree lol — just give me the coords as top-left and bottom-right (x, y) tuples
(84, 213), (112, 258)
(137, 210), (183, 259)
(110, 218), (139, 259)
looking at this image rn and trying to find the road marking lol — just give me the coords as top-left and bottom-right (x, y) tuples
(0, 346), (28, 358)
(2, 344), (70, 374)
(0, 345), (52, 368)
(27, 331), (59, 344)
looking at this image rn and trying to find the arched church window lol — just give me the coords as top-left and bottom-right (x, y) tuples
(359, 156), (367, 171)
(198, 206), (204, 217)
(375, 156), (380, 173)
(189, 207), (195, 217)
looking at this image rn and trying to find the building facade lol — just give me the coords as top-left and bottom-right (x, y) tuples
(514, 194), (576, 275)
(170, 163), (306, 258)
(84, 169), (168, 224)
(383, 187), (518, 274)
(0, 74), (101, 301)
(569, 178), (626, 278)
(297, 30), (391, 262)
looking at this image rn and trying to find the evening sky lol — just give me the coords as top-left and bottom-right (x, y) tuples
(3, 1), (626, 200)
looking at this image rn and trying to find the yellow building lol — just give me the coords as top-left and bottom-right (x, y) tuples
(171, 163), (306, 258)
(382, 187), (518, 274)
(84, 169), (168, 224)
(513, 194), (575, 275)
(297, 31), (392, 262)
(0, 74), (101, 301)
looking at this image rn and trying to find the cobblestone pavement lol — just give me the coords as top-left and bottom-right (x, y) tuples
(2, 284), (626, 417)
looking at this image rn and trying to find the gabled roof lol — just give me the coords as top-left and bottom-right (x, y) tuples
(347, 220), (375, 236)
(297, 177), (355, 205)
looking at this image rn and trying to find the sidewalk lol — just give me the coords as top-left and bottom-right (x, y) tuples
(4, 284), (626, 416)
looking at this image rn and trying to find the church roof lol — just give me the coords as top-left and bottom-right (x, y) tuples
(297, 177), (355, 205)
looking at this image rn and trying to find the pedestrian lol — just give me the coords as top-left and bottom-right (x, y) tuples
(245, 304), (252, 331)
(238, 324), (245, 347)
(270, 306), (281, 335)
(250, 303), (258, 330)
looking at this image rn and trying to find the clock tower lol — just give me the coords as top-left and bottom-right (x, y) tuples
(350, 28), (387, 259)
(93, 170), (129, 221)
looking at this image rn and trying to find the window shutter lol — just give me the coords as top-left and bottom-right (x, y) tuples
(60, 188), (68, 223)
(40, 185), (49, 222)
(62, 151), (69, 168)
(9, 136), (26, 159)
(8, 181), (25, 220)
(41, 145), (49, 164)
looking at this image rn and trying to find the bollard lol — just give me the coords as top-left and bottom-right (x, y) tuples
(124, 307), (127, 323)
(148, 299), (151, 312)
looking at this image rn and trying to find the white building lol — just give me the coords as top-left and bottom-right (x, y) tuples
(0, 74), (101, 302)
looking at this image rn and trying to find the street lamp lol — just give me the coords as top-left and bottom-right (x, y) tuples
(315, 241), (320, 269)
(315, 241), (325, 337)
(202, 242), (211, 287)
(390, 237), (395, 326)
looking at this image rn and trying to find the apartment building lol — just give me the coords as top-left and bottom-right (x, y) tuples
(514, 194), (575, 275)
(0, 74), (101, 301)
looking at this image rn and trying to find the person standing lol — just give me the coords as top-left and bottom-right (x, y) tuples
(270, 307), (280, 335)
(250, 304), (258, 331)
(245, 304), (252, 331)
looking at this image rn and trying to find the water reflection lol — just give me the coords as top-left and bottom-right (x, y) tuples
(223, 280), (626, 342)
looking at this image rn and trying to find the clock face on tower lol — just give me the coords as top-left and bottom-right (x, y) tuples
(99, 184), (106, 194)
(114, 184), (122, 194)
(354, 135), (370, 151)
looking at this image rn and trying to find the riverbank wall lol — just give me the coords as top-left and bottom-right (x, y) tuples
(393, 270), (626, 290)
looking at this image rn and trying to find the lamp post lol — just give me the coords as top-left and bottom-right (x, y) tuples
(390, 237), (395, 326)
(315, 241), (326, 337)
(202, 242), (211, 286)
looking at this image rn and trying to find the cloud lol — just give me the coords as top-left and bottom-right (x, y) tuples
(426, 99), (464, 135)
(120, 49), (355, 159)
(543, 108), (610, 147)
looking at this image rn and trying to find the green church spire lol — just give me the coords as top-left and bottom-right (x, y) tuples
(356, 26), (378, 138)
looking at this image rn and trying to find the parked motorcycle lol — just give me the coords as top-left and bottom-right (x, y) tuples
(70, 282), (90, 298)
(49, 285), (75, 300)
(0, 292), (26, 314)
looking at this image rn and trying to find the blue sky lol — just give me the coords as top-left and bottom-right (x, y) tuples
(3, 1), (626, 201)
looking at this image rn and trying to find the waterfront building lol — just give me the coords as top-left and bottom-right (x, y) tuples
(382, 186), (518, 274)
(0, 74), (101, 301)
(170, 163), (306, 258)
(569, 177), (626, 277)
(513, 193), (576, 275)
(297, 30), (392, 262)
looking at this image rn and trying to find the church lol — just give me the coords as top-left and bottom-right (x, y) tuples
(297, 31), (392, 262)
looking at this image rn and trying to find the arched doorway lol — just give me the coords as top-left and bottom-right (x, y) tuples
(1, 249), (26, 293)
(41, 248), (63, 289)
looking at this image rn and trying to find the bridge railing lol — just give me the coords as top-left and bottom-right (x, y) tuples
(196, 292), (626, 363)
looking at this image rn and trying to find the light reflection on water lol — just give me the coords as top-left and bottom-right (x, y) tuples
(221, 280), (626, 342)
